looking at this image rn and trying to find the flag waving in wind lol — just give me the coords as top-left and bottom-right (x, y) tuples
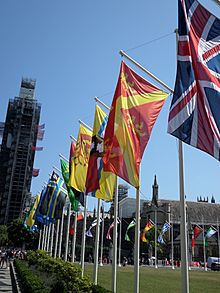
(103, 61), (168, 188)
(157, 222), (171, 244)
(168, 0), (220, 161)
(69, 124), (92, 193)
(85, 105), (116, 201)
(141, 219), (154, 242)
(86, 218), (102, 238)
(125, 219), (136, 242)
(205, 226), (217, 246)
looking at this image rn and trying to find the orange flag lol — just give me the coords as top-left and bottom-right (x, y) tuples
(103, 61), (169, 188)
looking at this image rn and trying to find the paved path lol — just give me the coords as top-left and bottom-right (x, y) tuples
(0, 267), (13, 293)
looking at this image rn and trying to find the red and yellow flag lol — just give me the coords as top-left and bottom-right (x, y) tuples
(69, 124), (92, 192)
(103, 61), (169, 188)
(141, 219), (155, 242)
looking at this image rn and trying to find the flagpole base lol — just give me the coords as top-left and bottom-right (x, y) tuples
(172, 266), (175, 270)
(100, 263), (103, 267)
(118, 263), (121, 267)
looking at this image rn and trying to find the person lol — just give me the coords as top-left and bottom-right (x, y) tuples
(122, 256), (128, 267)
(0, 250), (8, 269)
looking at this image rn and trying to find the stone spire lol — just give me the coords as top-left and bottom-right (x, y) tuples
(152, 175), (158, 207)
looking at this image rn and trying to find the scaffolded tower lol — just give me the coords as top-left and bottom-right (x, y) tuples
(0, 79), (41, 224)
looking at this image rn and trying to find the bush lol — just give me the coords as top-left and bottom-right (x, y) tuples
(15, 259), (49, 293)
(27, 250), (111, 293)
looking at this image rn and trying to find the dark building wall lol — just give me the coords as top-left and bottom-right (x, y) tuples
(0, 79), (41, 224)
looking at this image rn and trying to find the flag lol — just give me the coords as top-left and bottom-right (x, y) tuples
(35, 172), (67, 225)
(47, 172), (67, 221)
(141, 219), (155, 242)
(69, 141), (76, 174)
(168, 0), (220, 161)
(192, 225), (203, 255)
(157, 222), (171, 245)
(86, 218), (102, 238)
(85, 105), (116, 201)
(25, 193), (41, 230)
(32, 146), (44, 151)
(106, 218), (120, 240)
(32, 168), (40, 177)
(158, 234), (165, 245)
(125, 219), (136, 242)
(60, 158), (79, 212)
(205, 226), (217, 245)
(103, 61), (168, 188)
(37, 129), (45, 140)
(69, 213), (83, 235)
(69, 124), (92, 193)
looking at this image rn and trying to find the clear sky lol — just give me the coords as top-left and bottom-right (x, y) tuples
(1, 0), (220, 211)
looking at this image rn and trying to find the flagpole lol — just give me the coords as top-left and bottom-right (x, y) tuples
(217, 218), (220, 263)
(79, 120), (93, 132)
(171, 219), (175, 269)
(119, 50), (173, 94)
(154, 208), (158, 269)
(70, 135), (77, 142)
(38, 229), (42, 250)
(64, 203), (71, 262)
(49, 223), (55, 256)
(93, 198), (101, 284)
(71, 212), (78, 263)
(58, 207), (65, 258)
(41, 225), (46, 250)
(44, 226), (48, 251)
(112, 177), (118, 293)
(46, 224), (51, 252)
(81, 195), (88, 277)
(94, 97), (110, 111)
(54, 219), (60, 258)
(202, 217), (207, 271)
(174, 27), (189, 293)
(118, 207), (122, 267)
(100, 205), (105, 266)
(134, 187), (140, 293)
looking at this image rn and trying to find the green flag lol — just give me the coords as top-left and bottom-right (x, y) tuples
(125, 219), (136, 242)
(60, 159), (78, 212)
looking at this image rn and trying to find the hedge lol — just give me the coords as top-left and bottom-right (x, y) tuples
(14, 259), (49, 293)
(27, 250), (111, 293)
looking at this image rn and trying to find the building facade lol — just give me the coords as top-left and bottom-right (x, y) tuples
(0, 79), (41, 224)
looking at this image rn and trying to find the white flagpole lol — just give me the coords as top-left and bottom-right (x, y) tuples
(71, 212), (78, 263)
(202, 217), (207, 271)
(44, 225), (48, 251)
(154, 208), (158, 269)
(217, 218), (220, 263)
(171, 219), (175, 269)
(81, 195), (88, 277)
(46, 224), (51, 252)
(38, 229), (42, 250)
(112, 177), (118, 293)
(41, 225), (46, 250)
(119, 50), (173, 94)
(54, 219), (60, 258)
(100, 205), (105, 266)
(134, 188), (140, 293)
(64, 203), (71, 262)
(49, 223), (55, 256)
(179, 140), (189, 291)
(174, 28), (189, 293)
(58, 207), (65, 258)
(118, 207), (122, 267)
(93, 198), (101, 284)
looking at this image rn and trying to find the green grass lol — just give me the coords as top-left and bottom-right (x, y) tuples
(84, 265), (220, 293)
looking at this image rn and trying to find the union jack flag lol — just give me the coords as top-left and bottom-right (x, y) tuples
(168, 0), (220, 160)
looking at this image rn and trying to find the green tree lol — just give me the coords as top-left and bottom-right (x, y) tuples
(7, 218), (38, 249)
(0, 225), (8, 246)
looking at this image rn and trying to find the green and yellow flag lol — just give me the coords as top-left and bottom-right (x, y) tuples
(60, 159), (79, 211)
(69, 124), (92, 192)
(25, 193), (41, 229)
(103, 61), (169, 188)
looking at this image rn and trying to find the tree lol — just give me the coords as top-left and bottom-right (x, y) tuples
(7, 218), (38, 249)
(0, 225), (8, 246)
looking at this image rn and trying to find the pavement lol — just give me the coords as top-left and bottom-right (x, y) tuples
(0, 267), (13, 293)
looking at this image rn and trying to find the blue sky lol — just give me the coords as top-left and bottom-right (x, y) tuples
(1, 0), (220, 211)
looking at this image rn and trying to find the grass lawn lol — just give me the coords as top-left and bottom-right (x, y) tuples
(84, 265), (220, 293)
